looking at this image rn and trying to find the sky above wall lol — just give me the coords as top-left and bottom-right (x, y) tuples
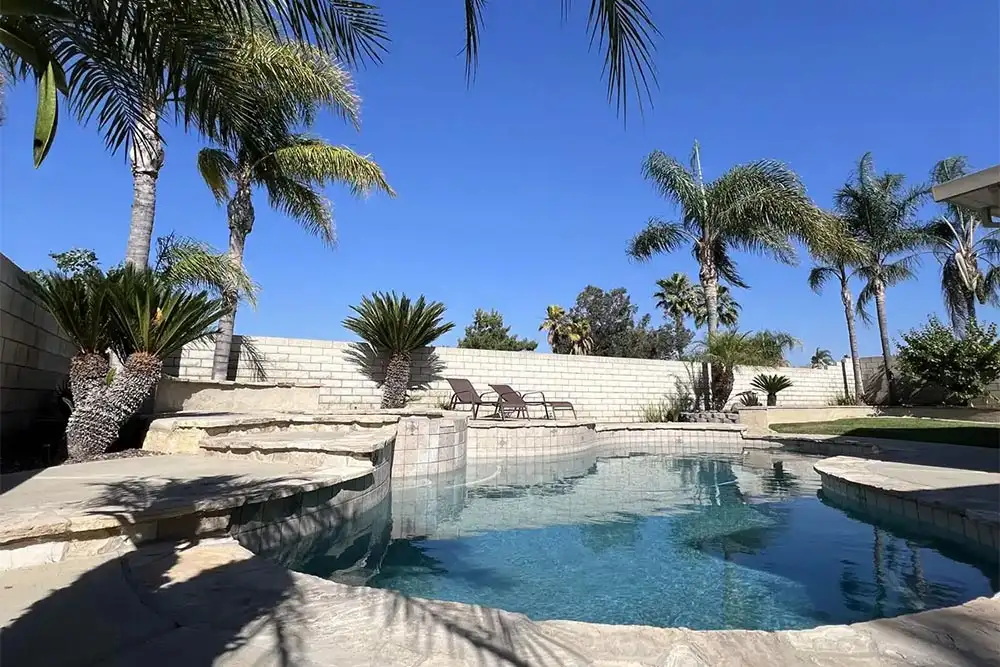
(1, 0), (998, 365)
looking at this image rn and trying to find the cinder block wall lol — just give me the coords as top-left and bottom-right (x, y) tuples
(171, 336), (848, 420)
(0, 254), (75, 438)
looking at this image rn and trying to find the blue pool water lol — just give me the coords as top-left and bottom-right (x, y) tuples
(299, 452), (998, 631)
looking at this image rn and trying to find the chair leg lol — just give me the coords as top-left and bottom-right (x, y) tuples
(472, 403), (478, 419)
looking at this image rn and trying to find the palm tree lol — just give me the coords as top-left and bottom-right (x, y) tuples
(924, 156), (1000, 330)
(30, 266), (228, 459)
(7, 1), (657, 188)
(653, 273), (696, 357)
(628, 141), (820, 338)
(810, 348), (835, 368)
(808, 214), (867, 398)
(568, 317), (594, 355)
(692, 284), (740, 329)
(343, 292), (454, 409)
(540, 305), (572, 354)
(835, 153), (927, 404)
(197, 54), (392, 381)
(699, 330), (797, 409)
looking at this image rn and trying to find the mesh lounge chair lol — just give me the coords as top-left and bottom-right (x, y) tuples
(489, 384), (577, 420)
(445, 378), (499, 418)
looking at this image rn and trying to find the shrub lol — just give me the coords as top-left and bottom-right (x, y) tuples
(828, 393), (862, 406)
(641, 394), (692, 422)
(750, 374), (793, 406)
(897, 317), (1000, 406)
(737, 391), (761, 407)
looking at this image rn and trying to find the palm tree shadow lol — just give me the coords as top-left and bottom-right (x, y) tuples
(343, 342), (446, 396)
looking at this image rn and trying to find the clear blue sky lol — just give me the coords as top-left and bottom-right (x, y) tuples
(2, 1), (998, 365)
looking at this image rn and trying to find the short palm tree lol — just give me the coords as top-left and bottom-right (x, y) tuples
(924, 156), (1000, 330)
(750, 373), (793, 406)
(30, 266), (228, 459)
(343, 292), (454, 409)
(653, 273), (696, 357)
(540, 305), (572, 354)
(807, 214), (867, 398)
(836, 152), (927, 404)
(628, 141), (820, 338)
(810, 348), (835, 368)
(197, 53), (393, 380)
(699, 331), (776, 410)
(692, 284), (740, 329)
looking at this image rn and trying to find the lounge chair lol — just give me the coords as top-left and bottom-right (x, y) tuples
(445, 378), (499, 418)
(489, 384), (577, 420)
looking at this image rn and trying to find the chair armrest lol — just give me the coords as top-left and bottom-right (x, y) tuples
(478, 390), (499, 401)
(519, 390), (547, 402)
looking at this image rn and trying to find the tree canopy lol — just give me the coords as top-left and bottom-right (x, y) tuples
(458, 309), (537, 352)
(569, 285), (691, 360)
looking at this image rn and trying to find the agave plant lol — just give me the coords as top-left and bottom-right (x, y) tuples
(342, 292), (454, 409)
(750, 374), (793, 406)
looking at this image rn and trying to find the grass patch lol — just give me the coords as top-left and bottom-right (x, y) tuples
(770, 417), (1000, 449)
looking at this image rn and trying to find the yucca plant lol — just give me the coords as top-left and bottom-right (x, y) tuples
(750, 374), (793, 406)
(342, 292), (454, 409)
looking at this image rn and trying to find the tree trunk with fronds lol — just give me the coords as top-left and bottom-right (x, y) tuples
(68, 352), (110, 408)
(840, 276), (864, 401)
(672, 315), (686, 359)
(125, 102), (164, 267)
(382, 351), (410, 408)
(966, 292), (977, 325)
(212, 175), (254, 381)
(872, 280), (896, 404)
(710, 363), (733, 411)
(65, 352), (163, 460)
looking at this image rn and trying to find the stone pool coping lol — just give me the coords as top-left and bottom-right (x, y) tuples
(0, 456), (370, 551)
(3, 538), (997, 667)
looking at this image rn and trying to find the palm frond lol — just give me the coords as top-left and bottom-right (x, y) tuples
(107, 265), (228, 359)
(196, 148), (237, 203)
(23, 270), (110, 352)
(266, 137), (393, 197)
(263, 176), (335, 245)
(153, 234), (259, 307)
(627, 218), (687, 261)
(808, 265), (838, 294)
(641, 150), (704, 222)
(856, 279), (877, 326)
(343, 291), (454, 354)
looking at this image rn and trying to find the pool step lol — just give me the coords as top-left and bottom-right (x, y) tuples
(200, 425), (396, 471)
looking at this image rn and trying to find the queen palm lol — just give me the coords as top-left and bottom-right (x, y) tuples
(343, 292), (454, 409)
(628, 141), (820, 339)
(197, 65), (392, 381)
(653, 273), (695, 357)
(835, 153), (926, 404)
(808, 214), (867, 398)
(924, 156), (1000, 330)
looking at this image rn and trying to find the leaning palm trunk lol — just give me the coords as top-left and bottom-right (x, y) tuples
(840, 278), (864, 400)
(125, 103), (165, 267)
(65, 352), (163, 459)
(872, 282), (896, 404)
(212, 176), (254, 380)
(382, 351), (411, 409)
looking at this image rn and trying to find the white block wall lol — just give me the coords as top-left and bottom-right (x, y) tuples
(170, 335), (848, 421)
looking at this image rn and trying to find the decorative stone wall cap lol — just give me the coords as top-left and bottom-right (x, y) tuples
(161, 377), (323, 389)
(147, 411), (400, 431)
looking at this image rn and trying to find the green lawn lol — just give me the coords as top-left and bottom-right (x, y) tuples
(770, 417), (1000, 449)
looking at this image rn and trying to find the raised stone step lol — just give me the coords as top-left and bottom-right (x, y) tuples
(201, 425), (396, 470)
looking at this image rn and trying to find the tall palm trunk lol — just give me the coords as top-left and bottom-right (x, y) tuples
(872, 280), (896, 404)
(212, 173), (254, 380)
(125, 102), (165, 267)
(839, 273), (864, 400)
(382, 351), (410, 408)
(65, 352), (162, 460)
(699, 254), (720, 410)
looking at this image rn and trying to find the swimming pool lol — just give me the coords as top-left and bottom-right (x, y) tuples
(291, 450), (998, 631)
